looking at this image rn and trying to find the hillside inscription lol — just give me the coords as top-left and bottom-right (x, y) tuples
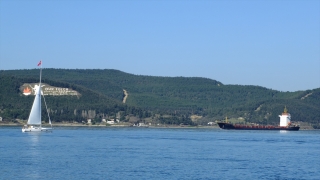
(20, 83), (80, 96)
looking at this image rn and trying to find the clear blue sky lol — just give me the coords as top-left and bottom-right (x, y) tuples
(1, 0), (319, 92)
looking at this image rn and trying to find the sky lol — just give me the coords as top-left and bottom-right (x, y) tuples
(0, 0), (319, 92)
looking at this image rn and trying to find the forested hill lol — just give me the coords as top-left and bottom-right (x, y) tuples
(1, 69), (319, 126)
(0, 75), (143, 123)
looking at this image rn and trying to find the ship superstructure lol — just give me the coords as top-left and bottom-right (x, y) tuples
(279, 106), (291, 127)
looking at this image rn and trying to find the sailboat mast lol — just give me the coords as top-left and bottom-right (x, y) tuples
(39, 62), (42, 85)
(39, 61), (42, 127)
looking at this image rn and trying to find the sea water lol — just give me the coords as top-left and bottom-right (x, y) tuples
(0, 127), (319, 180)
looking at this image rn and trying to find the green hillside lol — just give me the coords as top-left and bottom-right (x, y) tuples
(0, 75), (143, 124)
(1, 69), (319, 127)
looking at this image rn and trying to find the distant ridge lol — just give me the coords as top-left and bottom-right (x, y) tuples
(1, 69), (319, 127)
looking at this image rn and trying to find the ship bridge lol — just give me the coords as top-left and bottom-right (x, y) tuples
(279, 106), (291, 127)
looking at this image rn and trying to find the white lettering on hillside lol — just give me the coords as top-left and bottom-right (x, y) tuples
(21, 83), (80, 96)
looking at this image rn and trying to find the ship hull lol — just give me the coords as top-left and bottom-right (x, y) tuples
(217, 122), (300, 131)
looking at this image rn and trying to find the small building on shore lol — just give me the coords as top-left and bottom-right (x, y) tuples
(107, 120), (115, 124)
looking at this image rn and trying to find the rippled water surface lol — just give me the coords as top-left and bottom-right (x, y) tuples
(1, 127), (319, 180)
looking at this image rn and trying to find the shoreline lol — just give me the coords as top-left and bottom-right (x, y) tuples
(0, 123), (220, 129)
(0, 122), (316, 130)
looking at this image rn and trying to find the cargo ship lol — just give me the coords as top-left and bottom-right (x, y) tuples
(217, 107), (300, 131)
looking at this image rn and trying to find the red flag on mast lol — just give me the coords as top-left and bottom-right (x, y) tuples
(37, 60), (42, 66)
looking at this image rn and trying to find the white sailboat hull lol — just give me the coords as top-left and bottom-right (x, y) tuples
(22, 125), (52, 132)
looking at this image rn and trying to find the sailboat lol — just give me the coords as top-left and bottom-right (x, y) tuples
(22, 61), (53, 132)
